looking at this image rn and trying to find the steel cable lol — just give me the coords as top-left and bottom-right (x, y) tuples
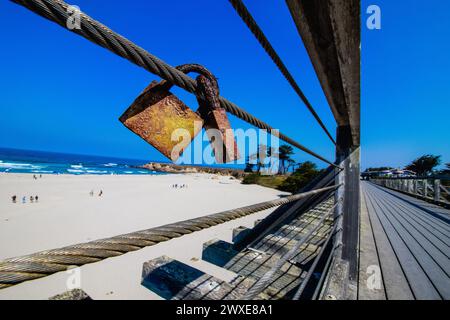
(10, 0), (338, 168)
(0, 185), (339, 289)
(228, 0), (336, 145)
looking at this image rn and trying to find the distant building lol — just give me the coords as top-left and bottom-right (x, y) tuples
(361, 168), (416, 180)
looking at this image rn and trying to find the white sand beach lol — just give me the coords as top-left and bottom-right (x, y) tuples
(0, 173), (288, 299)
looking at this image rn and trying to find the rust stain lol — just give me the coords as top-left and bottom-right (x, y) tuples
(120, 81), (203, 162)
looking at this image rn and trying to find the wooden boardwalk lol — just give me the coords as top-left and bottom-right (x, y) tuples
(140, 197), (336, 300)
(359, 181), (450, 300)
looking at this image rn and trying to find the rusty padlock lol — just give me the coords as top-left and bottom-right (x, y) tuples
(120, 64), (239, 163)
(119, 68), (204, 162)
(194, 69), (240, 164)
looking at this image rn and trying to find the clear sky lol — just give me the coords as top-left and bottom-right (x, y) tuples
(0, 0), (448, 169)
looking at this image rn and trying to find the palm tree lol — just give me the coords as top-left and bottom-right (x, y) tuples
(278, 145), (294, 174)
(250, 144), (269, 173)
(266, 146), (279, 175)
(286, 159), (296, 173)
(244, 156), (255, 172)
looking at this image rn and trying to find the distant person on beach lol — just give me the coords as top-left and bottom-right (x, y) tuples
(33, 175), (37, 180)
(22, 196), (26, 204)
(35, 195), (39, 202)
(89, 190), (94, 197)
(98, 190), (103, 197)
(39, 174), (42, 178)
(12, 195), (17, 203)
(30, 196), (34, 203)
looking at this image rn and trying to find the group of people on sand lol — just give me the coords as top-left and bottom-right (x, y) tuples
(11, 195), (39, 204)
(171, 184), (188, 189)
(33, 174), (43, 180)
(89, 190), (103, 197)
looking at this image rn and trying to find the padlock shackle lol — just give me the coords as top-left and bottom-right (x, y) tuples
(159, 63), (219, 94)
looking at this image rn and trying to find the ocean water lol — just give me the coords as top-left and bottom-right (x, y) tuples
(0, 147), (165, 175)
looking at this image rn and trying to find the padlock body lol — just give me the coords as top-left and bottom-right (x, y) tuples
(120, 81), (203, 162)
(202, 108), (240, 163)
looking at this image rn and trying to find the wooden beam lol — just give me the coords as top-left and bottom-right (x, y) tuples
(286, 0), (360, 147)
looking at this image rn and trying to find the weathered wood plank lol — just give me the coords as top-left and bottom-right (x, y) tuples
(358, 188), (386, 300)
(361, 185), (414, 300)
(371, 184), (450, 224)
(370, 189), (450, 298)
(371, 186), (450, 237)
(369, 186), (450, 261)
(141, 255), (250, 300)
(376, 192), (450, 251)
(364, 183), (441, 299)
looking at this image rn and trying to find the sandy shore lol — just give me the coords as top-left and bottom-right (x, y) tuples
(0, 173), (288, 299)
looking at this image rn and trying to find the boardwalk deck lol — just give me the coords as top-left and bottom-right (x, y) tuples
(359, 181), (450, 300)
(141, 197), (336, 300)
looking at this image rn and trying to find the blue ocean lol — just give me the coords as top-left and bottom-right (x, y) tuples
(0, 147), (164, 175)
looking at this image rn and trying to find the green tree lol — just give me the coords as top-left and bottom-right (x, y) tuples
(286, 159), (296, 173)
(442, 163), (450, 175)
(278, 161), (322, 193)
(404, 154), (441, 176)
(278, 145), (294, 174)
(244, 156), (255, 173)
(249, 144), (269, 173)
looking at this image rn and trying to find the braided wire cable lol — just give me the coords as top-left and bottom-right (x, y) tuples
(0, 185), (339, 289)
(228, 0), (336, 145)
(242, 198), (342, 300)
(10, 0), (338, 168)
(292, 223), (338, 300)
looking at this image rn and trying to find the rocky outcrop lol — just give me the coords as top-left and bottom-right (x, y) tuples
(141, 162), (245, 179)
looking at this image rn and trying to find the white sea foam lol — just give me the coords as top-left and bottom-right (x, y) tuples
(103, 163), (118, 167)
(86, 170), (108, 174)
(0, 162), (33, 169)
(67, 169), (84, 173)
(70, 164), (83, 169)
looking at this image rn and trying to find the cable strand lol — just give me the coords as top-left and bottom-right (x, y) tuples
(228, 0), (336, 145)
(10, 0), (338, 168)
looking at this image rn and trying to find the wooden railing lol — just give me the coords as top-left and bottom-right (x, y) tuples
(371, 176), (450, 207)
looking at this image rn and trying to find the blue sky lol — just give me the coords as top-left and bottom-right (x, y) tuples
(0, 1), (448, 169)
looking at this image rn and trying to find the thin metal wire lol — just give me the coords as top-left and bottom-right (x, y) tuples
(228, 0), (336, 145)
(292, 223), (338, 300)
(242, 198), (342, 300)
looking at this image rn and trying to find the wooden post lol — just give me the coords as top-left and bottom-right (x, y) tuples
(336, 125), (360, 282)
(434, 179), (441, 202)
(423, 180), (428, 197)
